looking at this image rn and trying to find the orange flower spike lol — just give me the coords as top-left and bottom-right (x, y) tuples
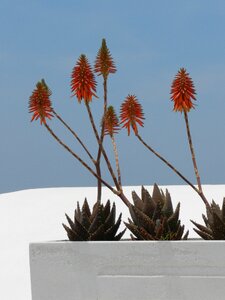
(29, 79), (54, 125)
(170, 68), (196, 112)
(103, 106), (120, 137)
(71, 54), (97, 103)
(120, 95), (144, 136)
(94, 39), (116, 79)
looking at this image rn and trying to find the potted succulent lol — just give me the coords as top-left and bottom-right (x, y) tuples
(29, 39), (225, 300)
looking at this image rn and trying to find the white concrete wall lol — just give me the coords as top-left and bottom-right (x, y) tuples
(30, 241), (225, 300)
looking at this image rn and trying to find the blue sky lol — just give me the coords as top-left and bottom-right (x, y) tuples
(1, 0), (225, 193)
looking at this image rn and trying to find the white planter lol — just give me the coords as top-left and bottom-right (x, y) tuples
(29, 240), (225, 300)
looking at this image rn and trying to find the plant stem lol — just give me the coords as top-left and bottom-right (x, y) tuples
(52, 109), (95, 163)
(44, 122), (131, 206)
(96, 78), (108, 201)
(183, 111), (211, 211)
(95, 163), (102, 201)
(85, 101), (121, 192)
(183, 111), (202, 193)
(97, 78), (108, 157)
(85, 101), (100, 141)
(136, 133), (211, 210)
(111, 134), (122, 188)
(84, 101), (103, 200)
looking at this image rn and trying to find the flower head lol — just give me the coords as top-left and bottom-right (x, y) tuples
(120, 95), (144, 136)
(71, 54), (97, 103)
(170, 68), (196, 112)
(94, 39), (116, 79)
(103, 106), (120, 137)
(29, 79), (54, 125)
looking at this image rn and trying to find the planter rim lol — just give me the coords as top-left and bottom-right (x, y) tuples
(30, 239), (225, 245)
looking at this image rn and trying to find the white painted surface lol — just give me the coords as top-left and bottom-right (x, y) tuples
(1, 185), (225, 299)
(30, 241), (225, 300)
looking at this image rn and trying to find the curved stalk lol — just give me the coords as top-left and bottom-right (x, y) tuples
(184, 111), (203, 193)
(85, 102), (121, 192)
(136, 133), (211, 211)
(97, 78), (108, 158)
(96, 78), (108, 200)
(44, 122), (131, 207)
(111, 134), (122, 188)
(52, 109), (95, 163)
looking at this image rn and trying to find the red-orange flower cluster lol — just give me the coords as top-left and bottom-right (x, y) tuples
(94, 39), (116, 79)
(29, 79), (53, 125)
(120, 95), (144, 136)
(103, 106), (120, 137)
(71, 54), (97, 103)
(170, 68), (196, 112)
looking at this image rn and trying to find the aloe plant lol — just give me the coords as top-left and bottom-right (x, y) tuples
(63, 198), (126, 241)
(191, 199), (225, 240)
(125, 184), (189, 240)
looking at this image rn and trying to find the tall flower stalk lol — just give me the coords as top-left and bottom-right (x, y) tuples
(70, 51), (127, 205)
(183, 111), (202, 193)
(170, 68), (210, 210)
(94, 39), (117, 201)
(52, 109), (95, 163)
(104, 106), (122, 187)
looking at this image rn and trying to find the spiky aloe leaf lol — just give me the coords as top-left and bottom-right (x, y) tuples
(105, 212), (122, 239)
(155, 217), (166, 239)
(174, 224), (185, 240)
(162, 189), (174, 218)
(82, 198), (91, 217)
(142, 187), (155, 218)
(141, 185), (152, 203)
(152, 184), (164, 207)
(129, 205), (155, 234)
(89, 203), (104, 234)
(190, 220), (212, 236)
(167, 203), (180, 232)
(65, 214), (77, 233)
(90, 201), (100, 222)
(222, 198), (225, 223)
(202, 214), (209, 227)
(132, 191), (143, 210)
(183, 230), (189, 240)
(193, 228), (213, 240)
(104, 202), (116, 229)
(90, 224), (105, 241)
(81, 199), (91, 229)
(211, 200), (221, 214)
(114, 228), (127, 241)
(103, 200), (111, 220)
(152, 201), (163, 221)
(139, 227), (155, 240)
(75, 202), (81, 222)
(124, 221), (144, 240)
(62, 223), (83, 241)
(74, 218), (89, 240)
